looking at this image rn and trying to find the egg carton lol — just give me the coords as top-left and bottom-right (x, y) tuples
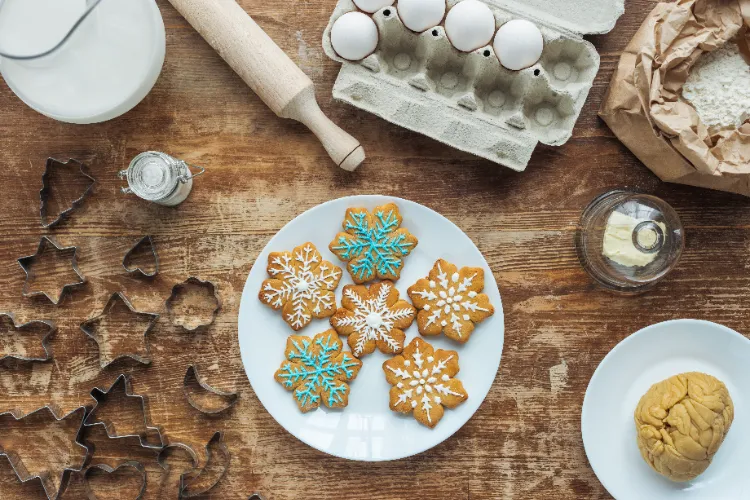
(322, 0), (624, 171)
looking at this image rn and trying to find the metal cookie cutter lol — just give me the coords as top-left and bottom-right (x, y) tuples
(122, 236), (159, 278)
(84, 374), (164, 450)
(80, 292), (159, 368)
(83, 461), (147, 500)
(183, 365), (239, 415)
(179, 432), (230, 498)
(40, 158), (96, 229)
(0, 406), (90, 500)
(166, 278), (221, 332)
(18, 236), (87, 305)
(0, 313), (56, 362)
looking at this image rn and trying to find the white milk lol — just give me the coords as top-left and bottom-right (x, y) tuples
(0, 0), (165, 123)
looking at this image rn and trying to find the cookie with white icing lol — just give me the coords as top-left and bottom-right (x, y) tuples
(330, 281), (416, 358)
(408, 259), (494, 343)
(275, 330), (362, 412)
(329, 202), (418, 284)
(259, 242), (342, 331)
(383, 337), (467, 428)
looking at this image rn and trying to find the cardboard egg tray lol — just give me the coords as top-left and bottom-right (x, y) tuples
(323, 0), (625, 171)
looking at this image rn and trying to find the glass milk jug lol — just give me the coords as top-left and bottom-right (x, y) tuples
(0, 0), (165, 124)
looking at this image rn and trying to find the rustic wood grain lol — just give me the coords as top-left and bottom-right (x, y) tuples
(1, 0), (749, 498)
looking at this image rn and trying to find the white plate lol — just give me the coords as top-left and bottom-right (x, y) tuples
(582, 320), (750, 499)
(238, 195), (504, 461)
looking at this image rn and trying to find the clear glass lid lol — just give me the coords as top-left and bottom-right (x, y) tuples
(575, 190), (684, 294)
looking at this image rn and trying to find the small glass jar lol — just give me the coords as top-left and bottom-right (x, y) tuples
(575, 190), (684, 295)
(119, 152), (204, 207)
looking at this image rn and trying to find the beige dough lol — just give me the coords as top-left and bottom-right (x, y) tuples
(634, 372), (734, 482)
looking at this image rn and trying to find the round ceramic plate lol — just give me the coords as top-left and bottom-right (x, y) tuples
(238, 195), (504, 461)
(582, 320), (750, 499)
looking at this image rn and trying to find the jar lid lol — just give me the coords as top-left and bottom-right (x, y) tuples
(125, 152), (182, 201)
(576, 190), (684, 294)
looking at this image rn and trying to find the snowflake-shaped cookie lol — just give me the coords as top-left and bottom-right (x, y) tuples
(274, 330), (363, 412)
(259, 243), (342, 331)
(383, 337), (467, 428)
(329, 203), (418, 284)
(330, 281), (416, 358)
(408, 259), (495, 343)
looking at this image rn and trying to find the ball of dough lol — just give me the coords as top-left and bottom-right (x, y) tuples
(330, 12), (379, 61)
(634, 372), (734, 482)
(397, 0), (446, 33)
(444, 0), (496, 53)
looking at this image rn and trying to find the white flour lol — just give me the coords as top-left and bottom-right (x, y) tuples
(682, 43), (750, 130)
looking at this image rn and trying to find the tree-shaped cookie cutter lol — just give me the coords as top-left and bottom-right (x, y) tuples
(80, 292), (159, 368)
(40, 158), (96, 229)
(165, 278), (221, 331)
(83, 374), (165, 450)
(0, 313), (56, 362)
(122, 236), (159, 278)
(17, 236), (87, 305)
(0, 406), (91, 500)
(83, 461), (147, 500)
(183, 365), (238, 415)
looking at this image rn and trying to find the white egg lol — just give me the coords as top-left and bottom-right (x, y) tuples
(353, 0), (394, 13)
(397, 0), (446, 33)
(444, 0), (496, 53)
(330, 12), (379, 61)
(493, 19), (544, 71)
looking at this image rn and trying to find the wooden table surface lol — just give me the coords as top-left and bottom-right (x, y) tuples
(1, 0), (749, 498)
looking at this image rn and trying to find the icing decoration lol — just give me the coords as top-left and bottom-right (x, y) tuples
(259, 243), (342, 331)
(383, 337), (467, 428)
(329, 202), (418, 283)
(330, 281), (416, 358)
(274, 330), (362, 412)
(408, 259), (494, 343)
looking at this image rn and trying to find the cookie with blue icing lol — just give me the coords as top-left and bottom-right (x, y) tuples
(329, 203), (418, 284)
(274, 330), (363, 412)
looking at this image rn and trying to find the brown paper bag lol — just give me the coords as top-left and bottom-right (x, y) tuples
(600, 0), (750, 196)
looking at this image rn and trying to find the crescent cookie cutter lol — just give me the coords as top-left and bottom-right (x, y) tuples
(157, 432), (230, 498)
(184, 365), (238, 415)
(123, 236), (159, 278)
(0, 406), (90, 500)
(18, 236), (87, 305)
(40, 158), (96, 229)
(84, 374), (165, 450)
(83, 461), (146, 500)
(166, 277), (221, 332)
(80, 292), (159, 368)
(0, 313), (56, 362)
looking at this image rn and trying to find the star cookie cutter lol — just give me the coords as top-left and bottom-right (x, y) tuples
(0, 313), (56, 362)
(80, 292), (159, 368)
(183, 365), (238, 415)
(18, 236), (87, 305)
(0, 406), (91, 500)
(122, 236), (159, 278)
(83, 374), (165, 450)
(165, 278), (221, 332)
(40, 158), (96, 229)
(83, 461), (146, 500)
(178, 432), (230, 498)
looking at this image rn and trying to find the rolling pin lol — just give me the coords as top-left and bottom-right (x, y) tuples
(168, 0), (365, 171)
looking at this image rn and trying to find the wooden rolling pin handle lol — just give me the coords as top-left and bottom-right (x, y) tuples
(167, 0), (364, 171)
(281, 87), (365, 171)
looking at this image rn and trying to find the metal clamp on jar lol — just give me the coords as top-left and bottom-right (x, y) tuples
(119, 151), (204, 207)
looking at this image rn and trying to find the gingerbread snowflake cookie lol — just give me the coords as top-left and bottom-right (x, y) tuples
(383, 337), (467, 428)
(274, 330), (362, 412)
(408, 259), (494, 343)
(329, 202), (418, 284)
(330, 281), (416, 358)
(259, 242), (342, 331)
